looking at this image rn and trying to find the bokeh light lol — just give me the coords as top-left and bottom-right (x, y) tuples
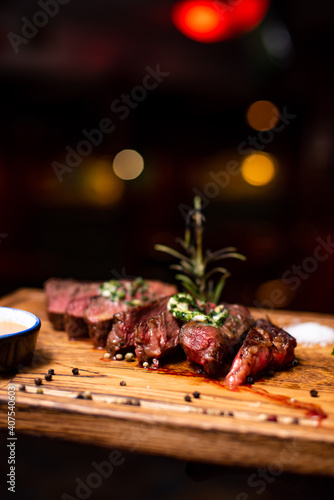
(172, 0), (270, 43)
(83, 159), (124, 206)
(241, 152), (276, 186)
(246, 100), (279, 131)
(113, 149), (144, 180)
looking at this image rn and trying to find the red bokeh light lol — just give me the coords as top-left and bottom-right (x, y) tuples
(172, 0), (270, 43)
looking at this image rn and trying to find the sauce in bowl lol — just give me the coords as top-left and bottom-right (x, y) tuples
(0, 322), (26, 335)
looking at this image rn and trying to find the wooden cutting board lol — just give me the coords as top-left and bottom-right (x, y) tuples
(1, 288), (334, 476)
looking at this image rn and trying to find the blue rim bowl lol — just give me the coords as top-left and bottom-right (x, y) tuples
(0, 307), (41, 372)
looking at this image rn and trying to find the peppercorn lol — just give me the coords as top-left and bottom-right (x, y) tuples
(227, 411), (234, 417)
(18, 384), (26, 391)
(76, 392), (84, 399)
(184, 395), (192, 402)
(310, 389), (318, 398)
(36, 387), (43, 394)
(192, 391), (200, 399)
(292, 417), (299, 425)
(142, 362), (149, 368)
(44, 373), (52, 382)
(82, 391), (92, 400)
(125, 352), (134, 362)
(267, 370), (274, 377)
(103, 353), (111, 359)
(48, 369), (55, 375)
(120, 381), (126, 386)
(72, 368), (79, 375)
(246, 376), (254, 385)
(34, 377), (42, 386)
(266, 415), (277, 422)
(115, 353), (123, 360)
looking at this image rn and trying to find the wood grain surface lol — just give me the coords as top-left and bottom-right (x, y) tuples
(0, 288), (334, 476)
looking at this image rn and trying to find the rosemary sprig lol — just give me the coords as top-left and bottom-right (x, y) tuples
(154, 196), (246, 304)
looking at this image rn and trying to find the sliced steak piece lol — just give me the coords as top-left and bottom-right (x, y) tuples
(225, 320), (297, 388)
(84, 296), (128, 348)
(44, 278), (79, 330)
(179, 304), (254, 376)
(254, 319), (297, 368)
(224, 304), (255, 337)
(145, 280), (178, 298)
(64, 282), (102, 339)
(179, 322), (233, 376)
(106, 297), (170, 356)
(87, 280), (177, 348)
(135, 310), (181, 366)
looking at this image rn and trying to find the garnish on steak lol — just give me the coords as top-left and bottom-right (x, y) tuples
(135, 310), (181, 367)
(44, 278), (79, 330)
(179, 304), (254, 376)
(106, 297), (170, 356)
(167, 293), (229, 325)
(225, 319), (297, 388)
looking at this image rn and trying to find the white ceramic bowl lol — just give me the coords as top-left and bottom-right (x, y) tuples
(0, 307), (41, 372)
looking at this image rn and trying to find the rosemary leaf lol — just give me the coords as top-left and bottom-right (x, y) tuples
(154, 244), (191, 262)
(211, 277), (227, 305)
(204, 267), (230, 281)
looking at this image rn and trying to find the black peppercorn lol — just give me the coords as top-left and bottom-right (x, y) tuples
(184, 395), (192, 402)
(120, 381), (126, 386)
(18, 384), (26, 391)
(246, 376), (254, 385)
(34, 378), (42, 386)
(310, 389), (318, 398)
(72, 368), (79, 375)
(48, 369), (55, 375)
(192, 391), (200, 399)
(44, 373), (52, 382)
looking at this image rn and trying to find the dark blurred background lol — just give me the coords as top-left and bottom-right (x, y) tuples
(1, 0), (334, 312)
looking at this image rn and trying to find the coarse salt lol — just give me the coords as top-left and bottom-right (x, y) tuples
(285, 322), (334, 347)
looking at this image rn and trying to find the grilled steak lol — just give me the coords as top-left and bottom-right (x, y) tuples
(179, 304), (254, 376)
(135, 310), (181, 366)
(179, 322), (232, 375)
(44, 278), (79, 330)
(225, 319), (297, 388)
(84, 296), (128, 347)
(64, 282), (102, 339)
(106, 297), (170, 355)
(86, 280), (177, 348)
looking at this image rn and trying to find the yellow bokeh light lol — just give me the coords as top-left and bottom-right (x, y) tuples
(83, 160), (124, 206)
(113, 149), (144, 180)
(241, 152), (276, 186)
(246, 100), (279, 131)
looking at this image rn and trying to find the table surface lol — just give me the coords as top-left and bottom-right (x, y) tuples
(0, 288), (334, 476)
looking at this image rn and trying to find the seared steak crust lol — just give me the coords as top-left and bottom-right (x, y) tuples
(106, 297), (170, 356)
(135, 310), (181, 366)
(225, 320), (297, 388)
